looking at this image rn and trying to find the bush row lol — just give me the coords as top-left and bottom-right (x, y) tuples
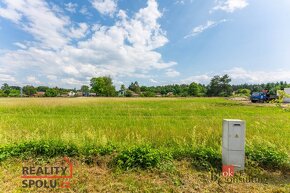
(0, 141), (288, 171)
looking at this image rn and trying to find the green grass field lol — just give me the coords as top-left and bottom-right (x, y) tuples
(0, 97), (289, 150)
(0, 98), (289, 192)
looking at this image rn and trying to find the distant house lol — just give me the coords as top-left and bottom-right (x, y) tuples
(118, 90), (125, 97)
(76, 92), (83, 97)
(89, 93), (97, 97)
(68, 91), (76, 97)
(83, 92), (89, 97)
(167, 92), (174, 97)
(132, 93), (139, 97)
(156, 93), (162, 97)
(34, 92), (45, 97)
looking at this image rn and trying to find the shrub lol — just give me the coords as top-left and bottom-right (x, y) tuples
(190, 148), (221, 171)
(235, 89), (251, 97)
(171, 147), (221, 171)
(113, 145), (172, 170)
(82, 143), (116, 156)
(0, 90), (7, 97)
(125, 90), (133, 97)
(8, 89), (20, 97)
(246, 146), (289, 170)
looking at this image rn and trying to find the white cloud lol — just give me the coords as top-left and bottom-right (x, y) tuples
(166, 69), (180, 77)
(119, 0), (168, 50)
(0, 0), (70, 50)
(181, 74), (212, 84)
(69, 23), (89, 39)
(212, 0), (248, 13)
(13, 42), (27, 49)
(182, 67), (290, 85)
(0, 4), (22, 23)
(0, 0), (176, 88)
(225, 67), (290, 84)
(27, 76), (40, 84)
(175, 0), (185, 5)
(0, 74), (16, 83)
(175, 0), (193, 5)
(80, 6), (91, 16)
(61, 78), (85, 86)
(149, 78), (158, 83)
(65, 2), (78, 13)
(63, 65), (80, 77)
(47, 75), (58, 81)
(185, 19), (228, 38)
(91, 0), (117, 17)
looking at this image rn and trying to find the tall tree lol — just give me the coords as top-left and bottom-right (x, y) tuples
(23, 85), (36, 96)
(128, 81), (141, 94)
(207, 74), (232, 97)
(8, 89), (20, 97)
(45, 88), (59, 97)
(81, 85), (90, 93)
(1, 83), (10, 95)
(120, 84), (126, 91)
(37, 86), (49, 92)
(188, 82), (201, 96)
(90, 76), (116, 96)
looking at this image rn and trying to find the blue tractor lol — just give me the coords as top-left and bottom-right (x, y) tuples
(250, 92), (267, 103)
(250, 90), (277, 103)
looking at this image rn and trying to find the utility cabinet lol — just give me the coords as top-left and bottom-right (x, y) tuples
(222, 119), (245, 171)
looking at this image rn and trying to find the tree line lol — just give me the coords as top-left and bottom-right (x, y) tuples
(0, 75), (289, 97)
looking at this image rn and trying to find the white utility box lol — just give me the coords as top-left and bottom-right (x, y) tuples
(222, 119), (245, 171)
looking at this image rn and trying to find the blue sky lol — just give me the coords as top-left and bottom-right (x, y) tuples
(0, 0), (290, 88)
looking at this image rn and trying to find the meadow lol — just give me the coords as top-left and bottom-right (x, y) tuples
(0, 97), (289, 192)
(0, 97), (289, 151)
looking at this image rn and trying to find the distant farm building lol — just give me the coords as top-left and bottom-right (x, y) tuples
(34, 92), (45, 97)
(132, 93), (139, 97)
(118, 90), (125, 97)
(76, 92), (83, 97)
(68, 91), (76, 97)
(89, 93), (97, 97)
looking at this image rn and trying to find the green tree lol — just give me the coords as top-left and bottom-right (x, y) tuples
(142, 91), (156, 97)
(0, 90), (7, 97)
(128, 81), (141, 94)
(207, 74), (232, 97)
(8, 89), (20, 97)
(23, 85), (36, 96)
(120, 84), (126, 91)
(118, 84), (126, 97)
(81, 85), (90, 93)
(125, 90), (133, 97)
(1, 83), (10, 95)
(188, 82), (201, 96)
(45, 88), (59, 97)
(37, 86), (49, 92)
(90, 76), (116, 97)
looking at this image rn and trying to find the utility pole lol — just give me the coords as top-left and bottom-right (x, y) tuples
(20, 87), (23, 97)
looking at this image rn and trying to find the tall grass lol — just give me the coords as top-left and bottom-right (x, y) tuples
(0, 97), (289, 155)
